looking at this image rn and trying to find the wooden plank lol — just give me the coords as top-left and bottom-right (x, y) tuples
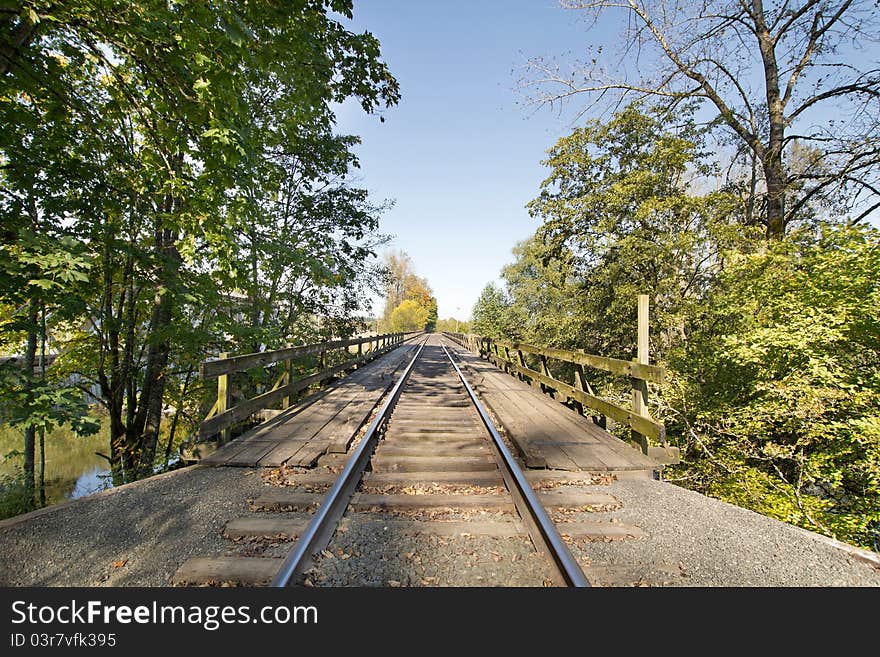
(377, 444), (490, 457)
(351, 493), (514, 512)
(465, 352), (653, 471)
(502, 388), (654, 471)
(201, 333), (405, 378)
(285, 441), (329, 467)
(364, 471), (505, 487)
(340, 518), (524, 537)
(219, 440), (280, 467)
(485, 351), (666, 442)
(630, 294), (651, 453)
(202, 348), (410, 466)
(199, 349), (378, 438)
(370, 455), (498, 473)
(172, 557), (283, 586)
(313, 344), (417, 454)
(255, 439), (314, 467)
(383, 432), (485, 444)
(473, 380), (578, 469)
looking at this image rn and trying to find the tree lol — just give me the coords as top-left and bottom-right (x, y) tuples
(526, 0), (880, 238)
(471, 283), (514, 339)
(379, 250), (437, 331)
(525, 102), (741, 357)
(436, 318), (471, 333)
(1, 1), (399, 484)
(388, 300), (428, 332)
(381, 250), (416, 322)
(666, 223), (880, 549)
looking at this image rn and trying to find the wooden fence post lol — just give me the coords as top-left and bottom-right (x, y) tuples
(281, 358), (292, 410)
(217, 352), (231, 444)
(631, 294), (650, 454)
(540, 354), (554, 399)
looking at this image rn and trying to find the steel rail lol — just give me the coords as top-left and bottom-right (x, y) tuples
(271, 337), (428, 587)
(441, 343), (591, 587)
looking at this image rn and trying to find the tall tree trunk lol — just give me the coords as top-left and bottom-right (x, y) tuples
(38, 302), (47, 507)
(764, 153), (787, 239)
(38, 428), (45, 507)
(133, 219), (180, 478)
(164, 365), (194, 467)
(22, 297), (38, 507)
(753, 0), (787, 239)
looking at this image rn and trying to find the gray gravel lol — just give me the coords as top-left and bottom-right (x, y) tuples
(0, 465), (267, 586)
(1, 461), (878, 587)
(561, 477), (880, 587)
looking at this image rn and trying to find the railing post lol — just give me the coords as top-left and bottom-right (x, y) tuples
(516, 349), (526, 383)
(281, 357), (292, 410)
(574, 363), (605, 428)
(540, 354), (555, 399)
(217, 352), (231, 444)
(631, 294), (650, 454)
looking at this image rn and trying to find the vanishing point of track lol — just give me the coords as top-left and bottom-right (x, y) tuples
(270, 334), (590, 588)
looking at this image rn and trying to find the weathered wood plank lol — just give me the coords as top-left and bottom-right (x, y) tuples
(171, 557), (283, 586)
(201, 333), (414, 378)
(340, 518), (524, 537)
(363, 471), (505, 487)
(376, 443), (490, 458)
(351, 493), (514, 511)
(370, 455), (498, 473)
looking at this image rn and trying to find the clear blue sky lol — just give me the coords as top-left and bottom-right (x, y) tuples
(334, 1), (602, 321)
(334, 1), (879, 321)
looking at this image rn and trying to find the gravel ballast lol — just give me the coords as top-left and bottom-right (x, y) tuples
(561, 477), (880, 587)
(0, 465), (267, 586)
(1, 463), (878, 587)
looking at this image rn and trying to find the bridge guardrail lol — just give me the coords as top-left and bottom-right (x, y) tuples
(444, 295), (675, 462)
(198, 331), (423, 441)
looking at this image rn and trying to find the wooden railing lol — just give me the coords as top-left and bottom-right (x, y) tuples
(444, 295), (673, 459)
(198, 331), (421, 441)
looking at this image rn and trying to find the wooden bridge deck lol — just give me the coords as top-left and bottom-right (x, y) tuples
(198, 335), (658, 476)
(200, 343), (418, 467)
(446, 340), (657, 474)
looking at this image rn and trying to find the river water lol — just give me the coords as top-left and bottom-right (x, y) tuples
(0, 422), (112, 505)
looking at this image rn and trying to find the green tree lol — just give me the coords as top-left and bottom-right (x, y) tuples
(665, 224), (880, 549)
(1, 1), (399, 485)
(388, 300), (428, 333)
(471, 283), (514, 339)
(525, 102), (741, 359)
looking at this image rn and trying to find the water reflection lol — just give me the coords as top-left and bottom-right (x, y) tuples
(68, 465), (113, 499)
(0, 421), (112, 504)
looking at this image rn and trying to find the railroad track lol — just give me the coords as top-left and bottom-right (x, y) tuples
(174, 334), (644, 587)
